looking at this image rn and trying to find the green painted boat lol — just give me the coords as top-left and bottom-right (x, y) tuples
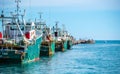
(0, 22), (42, 64)
(40, 41), (55, 56)
(38, 25), (55, 56)
(0, 0), (43, 64)
(22, 37), (42, 63)
(0, 37), (42, 64)
(52, 22), (70, 52)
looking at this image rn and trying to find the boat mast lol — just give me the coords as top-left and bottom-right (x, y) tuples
(55, 21), (58, 33)
(14, 0), (24, 39)
(38, 12), (43, 21)
(15, 0), (21, 20)
(21, 9), (26, 34)
(39, 12), (49, 38)
(38, 12), (43, 29)
(54, 21), (58, 39)
(62, 24), (66, 37)
(1, 11), (4, 35)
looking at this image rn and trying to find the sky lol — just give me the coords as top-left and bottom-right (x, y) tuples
(0, 0), (120, 40)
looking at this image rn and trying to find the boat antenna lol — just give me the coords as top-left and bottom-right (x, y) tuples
(21, 9), (26, 34)
(15, 0), (21, 20)
(15, 0), (21, 16)
(21, 9), (26, 24)
(14, 0), (25, 41)
(38, 12), (43, 21)
(55, 21), (58, 32)
(62, 24), (64, 37)
(1, 11), (4, 35)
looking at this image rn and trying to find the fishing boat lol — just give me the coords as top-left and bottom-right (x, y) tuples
(40, 26), (55, 56)
(66, 33), (73, 49)
(0, 0), (42, 64)
(35, 15), (55, 56)
(60, 30), (72, 50)
(53, 22), (68, 52)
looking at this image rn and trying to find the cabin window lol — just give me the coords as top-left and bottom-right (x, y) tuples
(10, 26), (24, 30)
(21, 27), (24, 30)
(26, 26), (31, 31)
(10, 26), (17, 30)
(26, 23), (31, 25)
(43, 31), (45, 34)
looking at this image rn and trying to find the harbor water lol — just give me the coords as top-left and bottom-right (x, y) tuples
(0, 40), (120, 74)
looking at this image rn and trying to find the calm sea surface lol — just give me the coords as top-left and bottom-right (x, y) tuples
(0, 40), (120, 74)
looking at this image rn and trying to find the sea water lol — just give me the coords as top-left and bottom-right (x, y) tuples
(0, 40), (120, 74)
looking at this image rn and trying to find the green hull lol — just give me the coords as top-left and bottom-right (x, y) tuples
(67, 40), (72, 49)
(63, 40), (68, 51)
(0, 37), (42, 64)
(0, 50), (22, 63)
(55, 40), (68, 52)
(40, 41), (55, 56)
(55, 41), (63, 52)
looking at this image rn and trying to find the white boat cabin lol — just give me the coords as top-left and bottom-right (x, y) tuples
(0, 21), (36, 43)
